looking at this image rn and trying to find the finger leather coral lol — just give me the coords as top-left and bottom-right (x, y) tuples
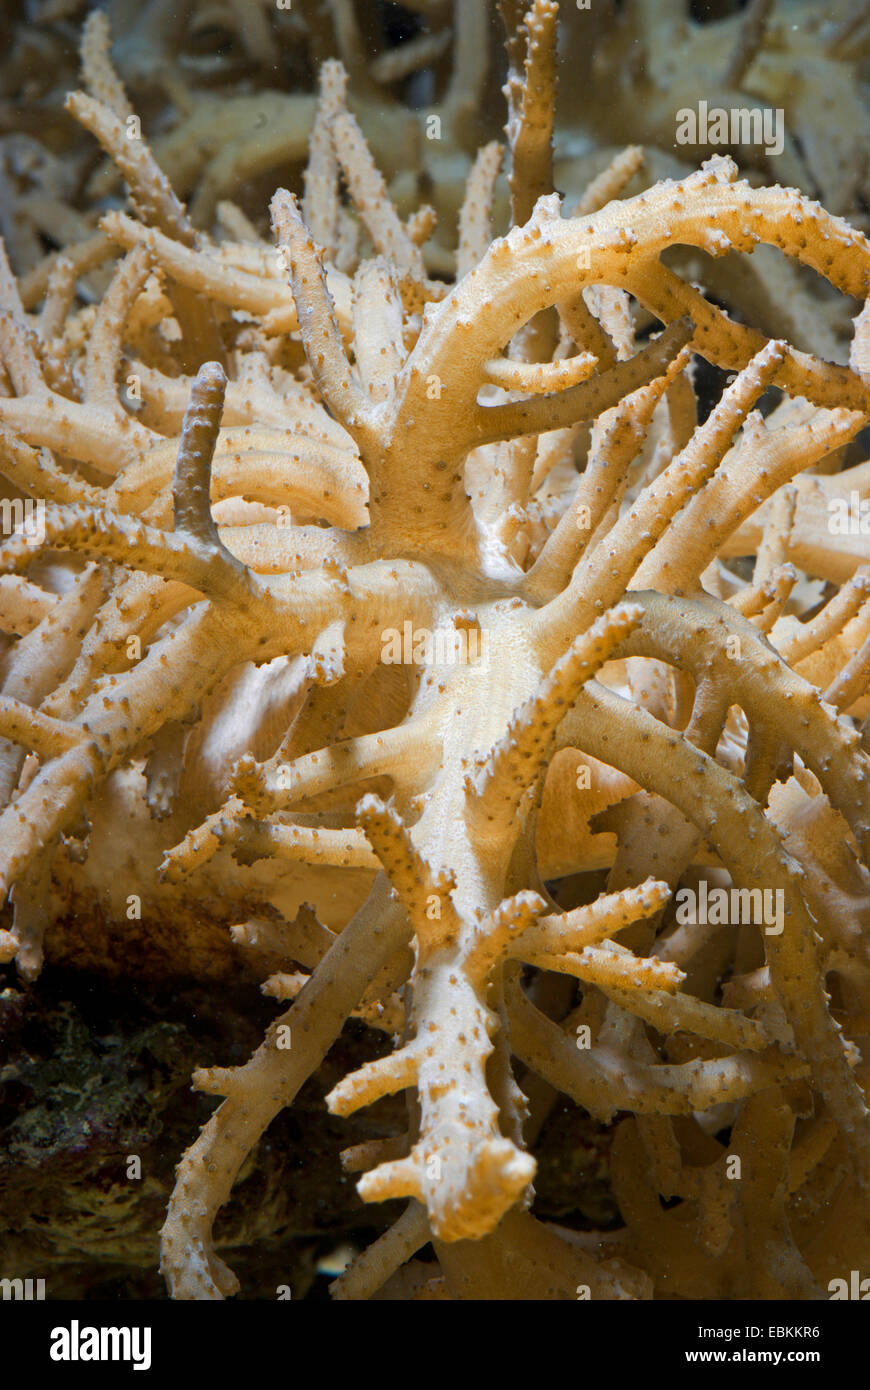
(1, 1), (870, 1302)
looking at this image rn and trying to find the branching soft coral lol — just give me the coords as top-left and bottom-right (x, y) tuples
(2, 2), (870, 1302)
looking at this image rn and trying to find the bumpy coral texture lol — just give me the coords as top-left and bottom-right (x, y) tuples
(2, 1), (870, 1299)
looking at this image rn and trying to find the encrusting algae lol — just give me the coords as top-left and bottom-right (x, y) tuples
(1, 0), (870, 1300)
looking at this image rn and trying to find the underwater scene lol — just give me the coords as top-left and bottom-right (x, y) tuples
(1, 0), (870, 1320)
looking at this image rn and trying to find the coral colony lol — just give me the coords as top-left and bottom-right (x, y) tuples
(1, 0), (870, 1301)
